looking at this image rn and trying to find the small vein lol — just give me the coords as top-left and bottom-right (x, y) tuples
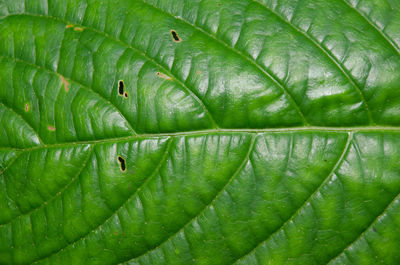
(0, 151), (24, 175)
(0, 153), (24, 207)
(121, 134), (257, 264)
(0, 56), (137, 136)
(232, 132), (353, 265)
(3, 13), (219, 130)
(0, 101), (44, 146)
(326, 190), (400, 264)
(251, 0), (375, 125)
(0, 145), (93, 227)
(32, 137), (173, 264)
(341, 0), (400, 57)
(140, 0), (309, 126)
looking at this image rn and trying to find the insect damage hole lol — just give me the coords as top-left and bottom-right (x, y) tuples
(118, 80), (124, 96)
(170, 30), (182, 42)
(117, 155), (127, 172)
(123, 92), (128, 98)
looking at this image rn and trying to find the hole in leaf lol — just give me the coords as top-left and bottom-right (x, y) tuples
(118, 80), (124, 95)
(117, 155), (126, 172)
(170, 30), (182, 42)
(124, 92), (128, 98)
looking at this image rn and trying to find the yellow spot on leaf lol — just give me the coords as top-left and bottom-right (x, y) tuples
(156, 72), (172, 81)
(66, 24), (74, 29)
(59, 75), (69, 92)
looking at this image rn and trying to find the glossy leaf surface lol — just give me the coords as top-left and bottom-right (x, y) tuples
(1, 0), (400, 264)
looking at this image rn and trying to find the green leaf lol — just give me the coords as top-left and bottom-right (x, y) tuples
(1, 0), (400, 264)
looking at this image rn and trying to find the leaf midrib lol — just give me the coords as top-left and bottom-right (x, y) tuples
(2, 129), (399, 265)
(2, 2), (400, 264)
(1, 127), (394, 264)
(1, 126), (400, 152)
(2, 3), (395, 131)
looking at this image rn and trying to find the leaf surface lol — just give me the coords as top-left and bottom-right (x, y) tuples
(1, 0), (400, 264)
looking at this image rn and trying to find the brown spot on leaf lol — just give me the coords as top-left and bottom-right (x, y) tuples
(59, 75), (69, 92)
(66, 24), (74, 29)
(47, 125), (56, 131)
(156, 72), (172, 81)
(25, 103), (30, 112)
(74, 27), (84, 32)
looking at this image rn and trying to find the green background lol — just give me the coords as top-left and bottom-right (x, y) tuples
(1, 0), (400, 264)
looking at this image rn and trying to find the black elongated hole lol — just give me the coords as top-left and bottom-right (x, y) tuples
(118, 80), (124, 95)
(117, 155), (126, 172)
(170, 30), (181, 42)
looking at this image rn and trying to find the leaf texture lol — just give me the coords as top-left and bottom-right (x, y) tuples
(1, 0), (400, 264)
